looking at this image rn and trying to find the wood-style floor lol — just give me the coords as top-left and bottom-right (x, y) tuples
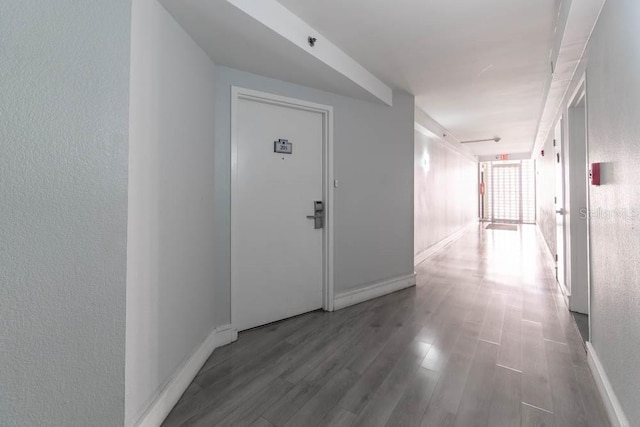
(163, 225), (610, 426)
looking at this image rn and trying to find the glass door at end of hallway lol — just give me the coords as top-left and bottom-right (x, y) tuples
(480, 160), (536, 224)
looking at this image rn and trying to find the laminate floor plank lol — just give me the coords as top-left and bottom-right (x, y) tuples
(199, 311), (321, 373)
(339, 321), (423, 413)
(161, 225), (608, 427)
(352, 340), (431, 427)
(479, 292), (507, 344)
(498, 331), (522, 372)
(250, 417), (275, 427)
(420, 322), (481, 426)
(263, 315), (387, 425)
(503, 305), (523, 336)
(488, 366), (522, 427)
(521, 403), (555, 427)
(284, 368), (359, 427)
(573, 365), (611, 427)
(317, 406), (357, 427)
(453, 340), (499, 427)
(162, 341), (296, 426)
(385, 367), (439, 427)
(215, 378), (294, 427)
(544, 340), (587, 427)
(521, 320), (554, 413)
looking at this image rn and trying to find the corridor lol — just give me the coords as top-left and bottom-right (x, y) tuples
(163, 225), (608, 426)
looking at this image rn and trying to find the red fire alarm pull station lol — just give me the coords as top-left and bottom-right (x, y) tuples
(590, 163), (601, 186)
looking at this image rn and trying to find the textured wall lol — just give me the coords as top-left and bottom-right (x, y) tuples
(414, 131), (478, 257)
(535, 0), (640, 421)
(0, 1), (131, 426)
(213, 66), (415, 323)
(584, 0), (640, 421)
(126, 0), (218, 424)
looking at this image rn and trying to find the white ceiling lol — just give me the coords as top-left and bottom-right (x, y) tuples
(160, 0), (384, 104)
(162, 0), (603, 158)
(277, 0), (561, 156)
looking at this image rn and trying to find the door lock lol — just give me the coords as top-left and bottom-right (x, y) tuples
(306, 201), (324, 229)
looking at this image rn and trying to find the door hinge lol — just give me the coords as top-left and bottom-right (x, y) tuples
(553, 139), (556, 147)
(555, 254), (558, 262)
(554, 196), (557, 204)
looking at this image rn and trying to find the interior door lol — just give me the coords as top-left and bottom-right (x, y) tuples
(233, 94), (324, 331)
(554, 120), (567, 291)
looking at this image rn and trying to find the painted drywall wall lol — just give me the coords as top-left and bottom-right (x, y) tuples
(126, 0), (217, 424)
(0, 1), (130, 425)
(414, 130), (477, 258)
(536, 134), (557, 259)
(535, 0), (640, 421)
(213, 66), (414, 323)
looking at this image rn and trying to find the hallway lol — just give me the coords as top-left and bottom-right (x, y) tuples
(163, 225), (608, 426)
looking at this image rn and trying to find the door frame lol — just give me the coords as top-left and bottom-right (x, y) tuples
(565, 74), (591, 325)
(230, 86), (335, 331)
(554, 118), (567, 293)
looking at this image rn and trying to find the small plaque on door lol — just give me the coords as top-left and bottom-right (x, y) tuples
(274, 139), (293, 154)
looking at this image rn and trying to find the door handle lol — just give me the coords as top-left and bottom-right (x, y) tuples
(556, 209), (564, 214)
(306, 201), (324, 229)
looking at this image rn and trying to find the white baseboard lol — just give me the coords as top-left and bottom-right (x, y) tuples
(133, 324), (238, 427)
(333, 272), (417, 311)
(586, 342), (629, 427)
(414, 222), (476, 267)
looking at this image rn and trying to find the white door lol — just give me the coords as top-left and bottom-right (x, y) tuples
(554, 120), (567, 292)
(233, 92), (325, 331)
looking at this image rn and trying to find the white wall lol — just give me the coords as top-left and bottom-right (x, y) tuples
(212, 66), (415, 323)
(126, 0), (217, 424)
(0, 1), (131, 425)
(535, 0), (640, 422)
(414, 128), (478, 259)
(536, 134), (557, 259)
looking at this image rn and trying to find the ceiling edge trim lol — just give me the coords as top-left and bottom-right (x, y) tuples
(531, 0), (607, 157)
(414, 107), (478, 163)
(226, 0), (393, 106)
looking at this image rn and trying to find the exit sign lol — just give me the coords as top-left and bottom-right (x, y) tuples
(497, 154), (509, 160)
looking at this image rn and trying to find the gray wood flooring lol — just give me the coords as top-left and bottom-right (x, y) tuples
(162, 225), (609, 426)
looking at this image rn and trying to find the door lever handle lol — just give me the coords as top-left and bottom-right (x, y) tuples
(307, 201), (324, 229)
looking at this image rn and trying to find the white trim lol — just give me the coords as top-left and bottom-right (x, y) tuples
(231, 86), (335, 332)
(414, 222), (476, 267)
(586, 342), (630, 427)
(333, 272), (417, 311)
(226, 0), (392, 105)
(133, 325), (238, 427)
